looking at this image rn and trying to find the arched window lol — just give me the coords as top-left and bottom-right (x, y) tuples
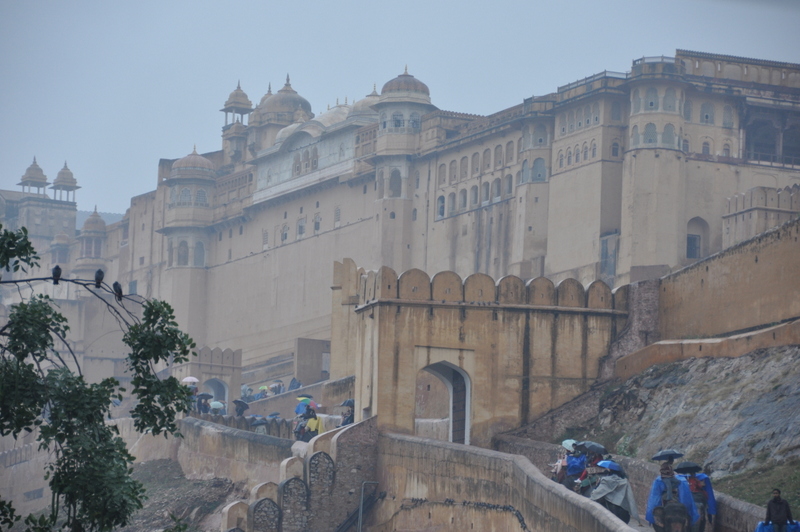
(314, 214), (321, 233)
(723, 105), (734, 128)
(392, 112), (404, 128)
(484, 149), (491, 170)
(177, 241), (189, 266)
(380, 113), (387, 129)
(702, 142), (711, 155)
(700, 103), (715, 124)
(470, 185), (478, 205)
(460, 157), (469, 180)
(663, 88), (676, 111)
(311, 147), (318, 169)
(193, 242), (205, 266)
(567, 149), (572, 165)
(459, 189), (467, 209)
(611, 101), (622, 121)
(436, 196), (445, 219)
(592, 102), (600, 123)
(481, 182), (490, 203)
(574, 145), (580, 163)
(438, 164), (446, 186)
(632, 89), (641, 113)
(294, 154), (301, 175)
(662, 124), (675, 147)
(281, 225), (289, 242)
(449, 160), (457, 183)
(534, 123), (547, 145)
(506, 141), (515, 162)
(645, 88), (659, 110)
(532, 158), (546, 181)
(559, 152), (564, 168)
(687, 217), (709, 259)
(723, 144), (731, 157)
(389, 169), (402, 198)
(472, 153), (480, 174)
(505, 175), (513, 194)
(577, 107), (583, 128)
(303, 149), (310, 171)
(179, 188), (192, 206)
(684, 100), (693, 122)
(521, 159), (530, 182)
(644, 123), (657, 144)
(195, 189), (208, 206)
(611, 142), (620, 157)
(448, 192), (456, 214)
(591, 142), (597, 158)
(492, 178), (501, 200)
(632, 126), (640, 146)
(495, 145), (503, 167)
(583, 144), (589, 161)
(409, 113), (420, 129)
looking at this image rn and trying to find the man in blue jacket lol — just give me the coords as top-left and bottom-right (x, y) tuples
(646, 463), (699, 532)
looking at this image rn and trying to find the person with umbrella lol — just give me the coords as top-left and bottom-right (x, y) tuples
(563, 442), (587, 490)
(590, 460), (641, 525)
(338, 399), (355, 427)
(196, 392), (213, 414)
(675, 461), (716, 532)
(233, 399), (249, 417)
(575, 441), (608, 496)
(647, 449), (699, 532)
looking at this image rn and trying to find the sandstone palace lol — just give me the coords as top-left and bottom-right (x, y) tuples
(2, 49), (799, 397)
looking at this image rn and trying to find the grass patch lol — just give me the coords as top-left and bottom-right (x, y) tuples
(714, 457), (800, 511)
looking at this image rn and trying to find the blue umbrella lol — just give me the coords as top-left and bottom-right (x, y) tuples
(597, 460), (622, 472)
(295, 402), (309, 415)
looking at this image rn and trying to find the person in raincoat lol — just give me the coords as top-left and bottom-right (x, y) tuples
(646, 463), (699, 532)
(676, 469), (717, 532)
(590, 461), (641, 525)
(563, 448), (587, 490)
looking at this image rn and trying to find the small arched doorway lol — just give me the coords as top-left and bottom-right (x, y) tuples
(204, 378), (228, 404)
(417, 361), (471, 445)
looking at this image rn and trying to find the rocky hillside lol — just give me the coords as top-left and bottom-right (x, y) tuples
(512, 345), (800, 504)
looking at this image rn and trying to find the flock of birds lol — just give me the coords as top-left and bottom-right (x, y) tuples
(51, 265), (123, 302)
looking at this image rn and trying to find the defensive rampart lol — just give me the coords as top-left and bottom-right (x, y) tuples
(659, 217), (800, 339)
(494, 436), (764, 532)
(371, 432), (636, 531)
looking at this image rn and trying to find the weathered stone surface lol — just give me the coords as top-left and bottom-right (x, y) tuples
(247, 497), (280, 532)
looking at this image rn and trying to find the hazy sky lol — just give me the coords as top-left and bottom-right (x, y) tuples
(1, 0), (798, 215)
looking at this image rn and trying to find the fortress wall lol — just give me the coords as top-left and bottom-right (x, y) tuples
(614, 319), (800, 380)
(0, 442), (50, 517)
(494, 436), (764, 532)
(373, 433), (636, 532)
(659, 217), (800, 339)
(243, 375), (354, 419)
(176, 417), (294, 489)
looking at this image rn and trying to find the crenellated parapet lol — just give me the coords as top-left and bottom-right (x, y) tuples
(724, 184), (800, 248)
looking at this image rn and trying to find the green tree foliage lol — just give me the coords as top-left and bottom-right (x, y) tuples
(0, 224), (196, 532)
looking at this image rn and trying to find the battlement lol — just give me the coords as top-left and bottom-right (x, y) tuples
(723, 184), (800, 248)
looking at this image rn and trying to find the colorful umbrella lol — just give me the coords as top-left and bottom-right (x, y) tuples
(297, 393), (313, 399)
(561, 439), (577, 452)
(259, 385), (270, 390)
(210, 401), (224, 409)
(297, 397), (319, 409)
(181, 376), (199, 383)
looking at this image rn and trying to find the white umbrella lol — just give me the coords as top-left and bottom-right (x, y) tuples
(181, 376), (199, 383)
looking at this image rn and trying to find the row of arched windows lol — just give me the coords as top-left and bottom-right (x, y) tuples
(556, 140), (610, 168)
(435, 176), (515, 219)
(631, 123), (679, 147)
(292, 147), (319, 177)
(169, 187), (209, 207)
(559, 102), (602, 135)
(632, 87), (679, 114)
(380, 112), (421, 130)
(377, 169), (404, 198)
(168, 240), (205, 267)
(438, 141), (520, 186)
(684, 101), (735, 128)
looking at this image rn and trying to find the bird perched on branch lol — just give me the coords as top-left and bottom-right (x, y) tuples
(94, 269), (104, 288)
(52, 265), (61, 285)
(112, 281), (123, 302)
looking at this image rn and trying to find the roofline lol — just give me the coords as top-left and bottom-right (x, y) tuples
(676, 49), (800, 70)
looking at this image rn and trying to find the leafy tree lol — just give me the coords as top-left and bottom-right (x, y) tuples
(0, 224), (196, 532)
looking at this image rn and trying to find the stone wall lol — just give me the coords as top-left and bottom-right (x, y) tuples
(494, 436), (765, 532)
(177, 417), (294, 488)
(659, 217), (800, 339)
(242, 375), (354, 420)
(372, 433), (637, 532)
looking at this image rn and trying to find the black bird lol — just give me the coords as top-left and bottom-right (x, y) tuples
(112, 281), (123, 302)
(52, 265), (61, 285)
(94, 269), (104, 288)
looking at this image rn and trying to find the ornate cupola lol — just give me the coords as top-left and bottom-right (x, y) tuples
(221, 81), (253, 126)
(18, 157), (49, 194)
(51, 161), (80, 202)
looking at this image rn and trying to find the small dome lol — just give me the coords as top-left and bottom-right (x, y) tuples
(258, 83), (273, 107)
(223, 81), (252, 111)
(275, 122), (302, 143)
(53, 161), (78, 188)
(315, 103), (351, 127)
(170, 148), (216, 180)
(18, 157), (48, 185)
(82, 209), (106, 233)
(262, 75), (313, 121)
(381, 68), (430, 96)
(350, 86), (380, 117)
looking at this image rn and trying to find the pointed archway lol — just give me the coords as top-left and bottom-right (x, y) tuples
(420, 361), (471, 445)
